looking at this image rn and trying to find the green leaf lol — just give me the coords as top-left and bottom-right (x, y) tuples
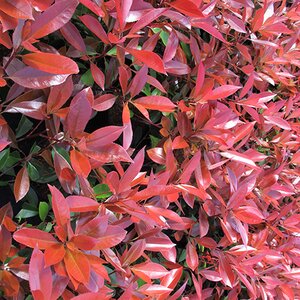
(16, 116), (33, 138)
(150, 135), (160, 148)
(81, 69), (94, 86)
(16, 209), (38, 220)
(27, 158), (56, 183)
(0, 149), (10, 171)
(27, 162), (39, 181)
(93, 184), (112, 199)
(30, 144), (41, 154)
(39, 202), (49, 221)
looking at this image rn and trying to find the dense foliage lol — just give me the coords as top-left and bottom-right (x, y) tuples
(0, 0), (300, 299)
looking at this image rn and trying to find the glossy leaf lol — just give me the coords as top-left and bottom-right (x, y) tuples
(22, 52), (79, 75)
(14, 166), (30, 202)
(13, 228), (58, 249)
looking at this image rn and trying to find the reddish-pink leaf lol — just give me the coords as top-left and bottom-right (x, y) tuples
(22, 52), (79, 75)
(79, 15), (109, 44)
(234, 206), (265, 224)
(70, 149), (91, 178)
(129, 65), (148, 98)
(138, 284), (172, 296)
(161, 267), (183, 289)
(91, 62), (105, 90)
(65, 88), (93, 137)
(200, 270), (222, 282)
(122, 103), (132, 150)
(264, 115), (291, 130)
(186, 241), (199, 271)
(10, 66), (69, 89)
(60, 21), (86, 53)
(47, 76), (73, 113)
(64, 249), (90, 284)
(85, 126), (124, 149)
(163, 30), (179, 62)
(192, 21), (228, 43)
(118, 147), (144, 192)
(93, 94), (116, 112)
(128, 8), (167, 35)
(123, 239), (146, 266)
(93, 225), (126, 250)
(224, 13), (246, 33)
(133, 96), (176, 112)
(169, 0), (204, 18)
(28, 0), (78, 40)
(132, 261), (169, 283)
(83, 143), (133, 163)
(0, 0), (33, 20)
(14, 166), (29, 202)
(0, 227), (11, 262)
(220, 151), (259, 169)
(48, 185), (70, 227)
(29, 248), (53, 300)
(44, 244), (66, 267)
(126, 48), (166, 74)
(66, 195), (99, 212)
(79, 0), (104, 17)
(13, 228), (58, 249)
(203, 85), (241, 101)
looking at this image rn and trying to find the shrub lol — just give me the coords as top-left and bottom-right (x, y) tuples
(0, 0), (299, 299)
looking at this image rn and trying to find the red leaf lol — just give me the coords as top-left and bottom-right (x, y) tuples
(0, 0), (33, 20)
(163, 30), (179, 62)
(0, 227), (11, 262)
(224, 13), (246, 33)
(66, 195), (99, 212)
(193, 61), (205, 96)
(129, 65), (148, 98)
(220, 150), (259, 169)
(161, 267), (183, 289)
(83, 143), (133, 163)
(65, 88), (93, 137)
(79, 15), (109, 44)
(47, 76), (73, 113)
(91, 62), (105, 90)
(264, 115), (291, 130)
(186, 241), (199, 271)
(60, 21), (86, 53)
(14, 166), (29, 202)
(80, 0), (104, 17)
(169, 0), (204, 18)
(44, 244), (66, 267)
(138, 284), (172, 296)
(234, 206), (265, 224)
(122, 239), (146, 266)
(92, 225), (127, 250)
(93, 94), (116, 111)
(13, 228), (58, 249)
(29, 248), (52, 300)
(22, 52), (79, 75)
(48, 185), (70, 227)
(118, 147), (144, 192)
(28, 0), (78, 40)
(192, 21), (228, 43)
(70, 149), (91, 178)
(85, 126), (124, 149)
(122, 103), (132, 150)
(10, 66), (69, 89)
(64, 249), (90, 284)
(128, 8), (167, 35)
(126, 48), (166, 74)
(133, 96), (176, 112)
(132, 261), (169, 283)
(202, 85), (241, 101)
